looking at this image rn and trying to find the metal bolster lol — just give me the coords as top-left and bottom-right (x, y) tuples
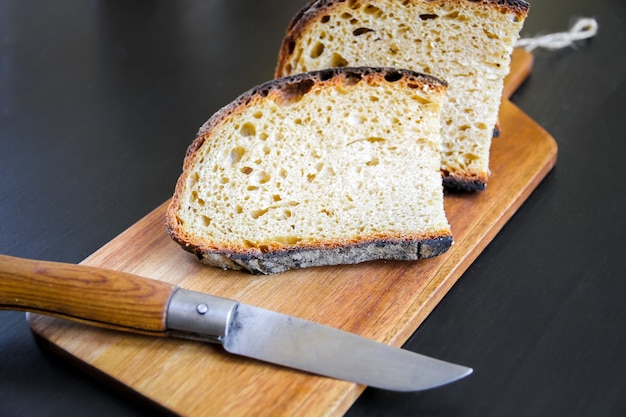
(166, 288), (239, 343)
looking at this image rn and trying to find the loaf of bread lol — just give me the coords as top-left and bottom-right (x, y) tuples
(275, 0), (530, 191)
(166, 67), (452, 274)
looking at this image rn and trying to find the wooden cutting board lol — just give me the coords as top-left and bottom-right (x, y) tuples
(29, 49), (555, 417)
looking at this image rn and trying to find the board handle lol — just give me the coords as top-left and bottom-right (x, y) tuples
(0, 254), (176, 336)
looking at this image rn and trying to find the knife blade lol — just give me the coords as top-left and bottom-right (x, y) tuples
(0, 254), (471, 391)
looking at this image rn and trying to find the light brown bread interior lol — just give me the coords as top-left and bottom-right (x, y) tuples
(276, 0), (529, 190)
(166, 67), (453, 274)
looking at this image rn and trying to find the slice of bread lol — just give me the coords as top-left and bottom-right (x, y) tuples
(275, 0), (530, 191)
(166, 67), (452, 274)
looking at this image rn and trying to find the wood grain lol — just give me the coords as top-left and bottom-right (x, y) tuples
(28, 49), (556, 417)
(0, 254), (174, 335)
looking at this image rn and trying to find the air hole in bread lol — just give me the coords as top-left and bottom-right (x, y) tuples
(241, 166), (253, 175)
(419, 13), (439, 20)
(321, 15), (331, 23)
(310, 42), (325, 58)
(240, 122), (256, 137)
(331, 53), (348, 67)
(364, 4), (383, 17)
(251, 208), (268, 219)
(483, 29), (499, 40)
(367, 136), (385, 143)
(353, 27), (374, 36)
(230, 146), (246, 164)
(349, 1), (362, 11)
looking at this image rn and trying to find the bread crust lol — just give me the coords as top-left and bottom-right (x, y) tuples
(442, 170), (489, 192)
(204, 66), (446, 132)
(169, 231), (453, 275)
(166, 67), (451, 274)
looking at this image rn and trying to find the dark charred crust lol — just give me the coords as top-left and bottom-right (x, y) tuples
(496, 0), (531, 19)
(418, 236), (455, 258)
(442, 175), (487, 192)
(190, 235), (453, 275)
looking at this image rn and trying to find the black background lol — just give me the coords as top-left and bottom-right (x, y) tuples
(2, 1), (625, 416)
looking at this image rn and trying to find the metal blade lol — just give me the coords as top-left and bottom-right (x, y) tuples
(222, 304), (472, 391)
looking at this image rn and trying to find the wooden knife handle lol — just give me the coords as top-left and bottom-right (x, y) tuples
(0, 254), (176, 336)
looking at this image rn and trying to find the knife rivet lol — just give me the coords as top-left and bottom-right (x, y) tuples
(196, 303), (209, 315)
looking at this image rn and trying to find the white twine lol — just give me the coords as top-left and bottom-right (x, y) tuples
(515, 17), (598, 52)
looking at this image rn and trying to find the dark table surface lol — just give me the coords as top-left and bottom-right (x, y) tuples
(2, 1), (625, 416)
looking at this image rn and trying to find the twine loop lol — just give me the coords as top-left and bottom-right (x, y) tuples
(515, 18), (598, 52)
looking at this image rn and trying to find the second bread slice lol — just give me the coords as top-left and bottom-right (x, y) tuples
(166, 67), (452, 274)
